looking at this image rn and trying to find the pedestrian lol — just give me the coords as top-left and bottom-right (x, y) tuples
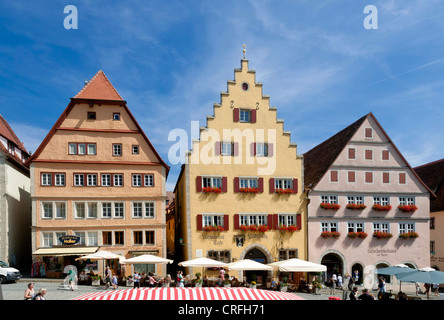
(358, 288), (374, 301)
(148, 273), (158, 287)
(177, 271), (185, 288)
(337, 274), (343, 289)
(24, 282), (35, 300)
(133, 272), (141, 289)
(34, 288), (47, 300)
(424, 283), (431, 299)
(104, 266), (112, 289)
(112, 274), (118, 289)
(378, 276), (386, 293)
(68, 269), (77, 291)
(349, 286), (358, 300)
(353, 270), (359, 285)
(415, 282), (421, 295)
(433, 283), (439, 296)
(396, 291), (408, 300)
(330, 273), (337, 294)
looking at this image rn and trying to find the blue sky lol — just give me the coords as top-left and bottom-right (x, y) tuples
(1, 0), (444, 190)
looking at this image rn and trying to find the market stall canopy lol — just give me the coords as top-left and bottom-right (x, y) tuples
(120, 254), (173, 265)
(33, 246), (98, 257)
(395, 267), (444, 284)
(178, 257), (227, 268)
(75, 250), (124, 261)
(376, 264), (414, 276)
(268, 258), (327, 272)
(226, 259), (273, 271)
(72, 287), (304, 300)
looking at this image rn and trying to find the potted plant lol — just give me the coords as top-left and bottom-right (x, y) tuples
(398, 205), (418, 213)
(203, 225), (224, 232)
(239, 224), (249, 232)
(202, 186), (222, 193)
(320, 202), (341, 210)
(372, 204), (392, 211)
(258, 225), (269, 232)
(346, 203), (367, 210)
(373, 231), (393, 239)
(399, 231), (419, 239)
(275, 188), (295, 194)
(239, 187), (259, 194)
(194, 272), (203, 287)
(280, 276), (288, 292)
(321, 231), (340, 238)
(91, 274), (101, 286)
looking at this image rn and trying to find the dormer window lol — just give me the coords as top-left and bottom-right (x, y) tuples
(87, 112), (96, 120)
(113, 113), (120, 121)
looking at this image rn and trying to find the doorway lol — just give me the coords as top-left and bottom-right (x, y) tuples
(244, 248), (268, 284)
(321, 253), (343, 285)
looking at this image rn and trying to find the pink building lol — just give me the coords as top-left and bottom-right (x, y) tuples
(304, 113), (434, 289)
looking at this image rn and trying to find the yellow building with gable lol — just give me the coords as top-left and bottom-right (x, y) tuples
(174, 56), (306, 283)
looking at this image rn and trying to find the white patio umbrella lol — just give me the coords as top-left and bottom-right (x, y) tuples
(178, 257), (227, 268)
(120, 254), (173, 265)
(268, 258), (327, 273)
(226, 259), (273, 271)
(75, 250), (124, 261)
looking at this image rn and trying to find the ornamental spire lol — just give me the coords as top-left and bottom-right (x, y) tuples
(242, 44), (246, 59)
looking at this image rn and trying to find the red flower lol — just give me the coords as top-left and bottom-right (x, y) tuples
(202, 187), (222, 193)
(346, 203), (367, 210)
(320, 202), (341, 210)
(398, 205), (417, 213)
(372, 204), (392, 211)
(275, 188), (295, 194)
(373, 231), (393, 239)
(239, 187), (259, 194)
(321, 231), (340, 238)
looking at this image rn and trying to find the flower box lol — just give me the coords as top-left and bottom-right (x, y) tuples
(347, 232), (368, 239)
(399, 232), (419, 239)
(203, 225), (224, 232)
(373, 231), (393, 239)
(275, 188), (295, 194)
(320, 203), (341, 210)
(239, 225), (249, 231)
(202, 187), (222, 194)
(346, 204), (367, 210)
(372, 204), (392, 211)
(398, 205), (418, 213)
(239, 187), (259, 194)
(320, 231), (341, 238)
(257, 225), (270, 232)
(279, 225), (299, 232)
(239, 225), (269, 232)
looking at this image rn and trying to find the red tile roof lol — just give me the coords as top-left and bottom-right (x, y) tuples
(415, 158), (444, 212)
(74, 70), (123, 101)
(0, 114), (28, 153)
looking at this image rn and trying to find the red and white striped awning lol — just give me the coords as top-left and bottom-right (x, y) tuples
(72, 287), (304, 301)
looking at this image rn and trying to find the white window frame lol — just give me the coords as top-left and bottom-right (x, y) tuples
(144, 174), (154, 187)
(399, 223), (415, 234)
(275, 178), (293, 190)
(113, 143), (122, 156)
(74, 174), (84, 186)
(202, 213), (224, 228)
(132, 174), (142, 187)
(202, 176), (222, 189)
(131, 202), (155, 219)
(74, 202), (86, 219)
(347, 222), (364, 233)
(278, 213), (297, 226)
(113, 174), (123, 187)
(87, 231), (98, 246)
(102, 202), (112, 218)
(373, 222), (390, 233)
(221, 142), (232, 156)
(373, 196), (390, 206)
(87, 174), (97, 186)
(239, 109), (251, 123)
(239, 177), (258, 189)
(321, 222), (338, 232)
(347, 195), (364, 205)
(87, 144), (96, 155)
(256, 143), (268, 157)
(321, 195), (338, 204)
(398, 196), (415, 206)
(42, 232), (54, 247)
(239, 213), (268, 226)
(101, 174), (111, 187)
(41, 173), (52, 186)
(55, 173), (65, 186)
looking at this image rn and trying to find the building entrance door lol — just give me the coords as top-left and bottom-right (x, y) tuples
(244, 248), (269, 285)
(321, 253), (343, 285)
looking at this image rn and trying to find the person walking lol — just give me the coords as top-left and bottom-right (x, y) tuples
(433, 283), (439, 296)
(112, 274), (118, 289)
(24, 282), (35, 300)
(68, 270), (77, 291)
(148, 273), (158, 287)
(34, 288), (47, 300)
(133, 272), (141, 289)
(377, 276), (386, 299)
(337, 274), (343, 290)
(104, 266), (112, 289)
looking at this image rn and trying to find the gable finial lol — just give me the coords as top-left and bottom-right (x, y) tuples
(242, 44), (246, 59)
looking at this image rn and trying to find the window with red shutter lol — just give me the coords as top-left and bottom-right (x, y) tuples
(233, 108), (240, 122)
(365, 128), (373, 138)
(224, 215), (229, 231)
(330, 171), (338, 182)
(196, 214), (203, 231)
(348, 171), (355, 183)
(399, 172), (406, 184)
(222, 177), (227, 192)
(215, 141), (221, 156)
(234, 177), (240, 193)
(382, 150), (389, 161)
(383, 172), (390, 184)
(365, 172), (373, 183)
(196, 176), (202, 192)
(258, 178), (264, 193)
(348, 148), (356, 159)
(250, 143), (256, 156)
(267, 143), (273, 157)
(292, 178), (298, 193)
(296, 214), (302, 230)
(234, 214), (240, 230)
(365, 149), (373, 160)
(269, 178), (275, 193)
(251, 109), (257, 123)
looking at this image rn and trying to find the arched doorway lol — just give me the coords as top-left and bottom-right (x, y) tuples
(375, 263), (391, 283)
(243, 248), (269, 284)
(321, 253), (343, 285)
(352, 263), (364, 285)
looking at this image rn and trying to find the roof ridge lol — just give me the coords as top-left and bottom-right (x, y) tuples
(73, 70), (123, 101)
(0, 114), (28, 152)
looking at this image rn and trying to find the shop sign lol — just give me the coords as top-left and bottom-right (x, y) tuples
(59, 235), (80, 245)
